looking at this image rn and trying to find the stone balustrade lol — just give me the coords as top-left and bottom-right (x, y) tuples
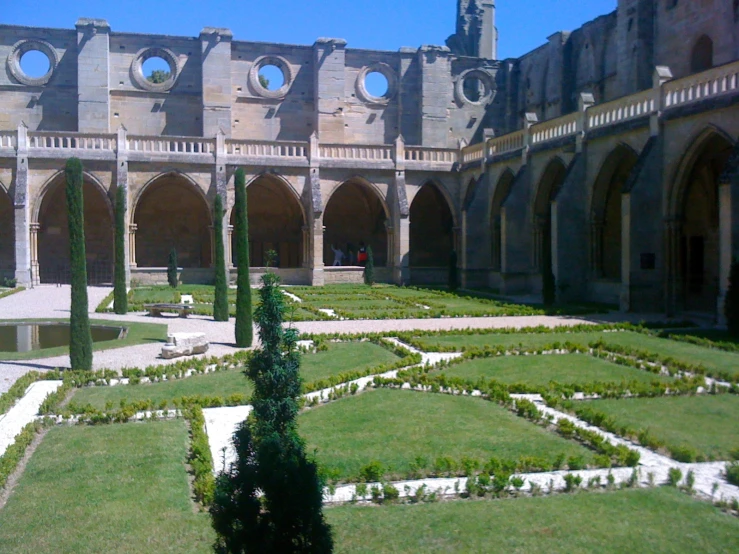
(29, 132), (116, 151)
(587, 89), (656, 131)
(404, 146), (457, 164)
(487, 130), (525, 156)
(127, 136), (215, 155)
(319, 144), (393, 160)
(530, 112), (579, 146)
(226, 140), (307, 159)
(0, 132), (17, 150)
(461, 143), (484, 164)
(664, 59), (739, 109)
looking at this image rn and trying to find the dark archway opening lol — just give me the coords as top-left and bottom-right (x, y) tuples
(534, 159), (567, 279)
(0, 188), (14, 279)
(679, 133), (732, 313)
(37, 178), (113, 284)
(410, 183), (454, 268)
(691, 35), (714, 73)
(134, 176), (212, 268)
(323, 180), (388, 267)
(231, 176), (304, 268)
(592, 147), (638, 281)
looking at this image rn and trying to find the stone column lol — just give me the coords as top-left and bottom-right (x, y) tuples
(664, 218), (683, 317)
(311, 217), (325, 286)
(301, 226), (309, 268)
(392, 135), (410, 285)
(590, 217), (604, 277)
(14, 122), (32, 287)
(29, 223), (40, 286)
(308, 133), (324, 286)
(461, 210), (469, 288)
(200, 28), (233, 138)
(718, 181), (733, 325)
(128, 224), (138, 268)
(227, 225), (234, 268)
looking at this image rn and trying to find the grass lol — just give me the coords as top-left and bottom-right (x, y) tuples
(410, 329), (739, 377)
(584, 395), (739, 461)
(71, 341), (400, 410)
(299, 388), (595, 481)
(0, 318), (168, 361)
(0, 420), (214, 553)
(0, 287), (24, 301)
(438, 353), (673, 387)
(327, 487), (739, 553)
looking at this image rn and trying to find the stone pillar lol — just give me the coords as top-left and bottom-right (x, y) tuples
(499, 208), (508, 272)
(128, 224), (138, 268)
(313, 39), (347, 143)
(227, 225), (234, 268)
(311, 217), (325, 286)
(664, 218), (683, 317)
(620, 193), (632, 312)
(590, 217), (604, 277)
(29, 223), (40, 286)
(200, 28), (233, 138)
(76, 18), (111, 133)
(461, 210), (469, 288)
(301, 226), (309, 268)
(308, 132), (324, 285)
(718, 181), (733, 325)
(14, 122), (31, 287)
(651, 66), (673, 137)
(115, 125), (130, 286)
(418, 46), (453, 146)
(576, 93), (595, 153)
(392, 135), (410, 285)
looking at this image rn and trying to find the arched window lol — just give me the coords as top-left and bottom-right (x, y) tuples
(691, 35), (713, 73)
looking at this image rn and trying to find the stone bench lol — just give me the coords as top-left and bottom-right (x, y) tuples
(144, 303), (192, 318)
(161, 332), (209, 359)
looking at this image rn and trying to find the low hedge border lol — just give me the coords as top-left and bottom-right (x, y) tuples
(0, 418), (54, 491)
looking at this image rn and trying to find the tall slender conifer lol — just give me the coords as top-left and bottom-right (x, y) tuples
(113, 185), (128, 315)
(234, 169), (253, 347)
(213, 194), (229, 321)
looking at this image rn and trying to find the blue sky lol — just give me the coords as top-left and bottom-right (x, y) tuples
(4, 0), (616, 59)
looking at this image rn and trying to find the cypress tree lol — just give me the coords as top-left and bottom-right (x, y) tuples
(211, 271), (333, 553)
(65, 158), (93, 370)
(725, 259), (739, 337)
(113, 186), (127, 315)
(168, 248), (178, 289)
(363, 244), (375, 286)
(448, 250), (459, 291)
(234, 169), (253, 347)
(213, 194), (229, 321)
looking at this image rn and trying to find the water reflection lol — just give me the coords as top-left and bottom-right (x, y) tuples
(0, 323), (124, 353)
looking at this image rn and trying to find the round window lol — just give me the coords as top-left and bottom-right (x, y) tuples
(20, 50), (51, 79)
(258, 64), (285, 91)
(364, 71), (389, 99)
(7, 39), (59, 86)
(455, 69), (494, 106)
(356, 63), (398, 105)
(142, 56), (172, 84)
(463, 76), (485, 103)
(249, 56), (293, 99)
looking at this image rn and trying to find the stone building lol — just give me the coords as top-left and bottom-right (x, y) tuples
(0, 0), (738, 320)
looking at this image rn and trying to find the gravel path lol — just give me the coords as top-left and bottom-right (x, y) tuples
(0, 380), (62, 457)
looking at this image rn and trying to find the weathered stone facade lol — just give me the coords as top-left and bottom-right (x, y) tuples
(0, 0), (738, 320)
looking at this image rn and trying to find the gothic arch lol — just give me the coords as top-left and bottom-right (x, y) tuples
(133, 172), (212, 268)
(0, 182), (13, 277)
(410, 181), (455, 268)
(490, 168), (516, 271)
(231, 172), (306, 268)
(533, 157), (568, 272)
(35, 171), (114, 284)
(323, 177), (389, 267)
(690, 35), (714, 73)
(590, 144), (639, 280)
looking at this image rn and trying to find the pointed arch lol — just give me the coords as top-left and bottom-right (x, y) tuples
(590, 144), (639, 280)
(410, 181), (455, 268)
(323, 177), (389, 267)
(133, 172), (212, 269)
(0, 182), (13, 278)
(533, 157), (568, 272)
(691, 35), (713, 73)
(35, 170), (114, 284)
(231, 172), (306, 268)
(670, 126), (734, 313)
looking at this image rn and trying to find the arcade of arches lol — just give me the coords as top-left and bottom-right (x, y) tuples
(490, 171), (515, 272)
(534, 159), (567, 276)
(134, 175), (212, 269)
(323, 180), (388, 267)
(36, 178), (113, 284)
(231, 176), (304, 268)
(410, 184), (454, 268)
(0, 188), (13, 278)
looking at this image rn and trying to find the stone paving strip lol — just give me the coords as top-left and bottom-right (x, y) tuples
(0, 380), (62, 457)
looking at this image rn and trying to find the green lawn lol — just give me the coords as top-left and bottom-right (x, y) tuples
(585, 395), (739, 461)
(438, 353), (673, 387)
(71, 341), (401, 410)
(299, 389), (595, 481)
(410, 330), (739, 377)
(327, 488), (739, 553)
(0, 421), (214, 553)
(0, 319), (168, 361)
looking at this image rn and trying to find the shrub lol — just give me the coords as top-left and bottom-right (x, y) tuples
(567, 455), (586, 470)
(65, 158), (93, 371)
(167, 248), (178, 288)
(669, 444), (698, 463)
(726, 462), (739, 487)
(359, 460), (384, 482)
(563, 473), (582, 492)
(363, 245), (375, 286)
(382, 483), (399, 503)
(233, 168), (253, 348)
(725, 259), (739, 337)
(212, 194), (229, 322)
(667, 467), (682, 487)
(113, 185), (128, 315)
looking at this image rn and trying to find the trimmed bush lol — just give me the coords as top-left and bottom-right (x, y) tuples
(448, 250), (459, 291)
(113, 186), (127, 315)
(211, 271), (333, 552)
(364, 245), (375, 286)
(65, 158), (93, 371)
(213, 194), (229, 322)
(725, 259), (739, 337)
(167, 248), (178, 289)
(233, 168), (253, 347)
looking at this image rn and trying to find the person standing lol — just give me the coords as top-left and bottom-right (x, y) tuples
(357, 241), (368, 267)
(331, 244), (345, 266)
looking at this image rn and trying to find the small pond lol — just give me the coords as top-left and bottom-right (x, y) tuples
(0, 323), (125, 353)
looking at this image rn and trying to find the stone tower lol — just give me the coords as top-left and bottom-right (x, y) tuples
(447, 0), (498, 59)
